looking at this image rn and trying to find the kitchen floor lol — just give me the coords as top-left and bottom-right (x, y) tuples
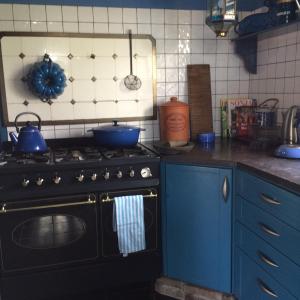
(41, 283), (155, 300)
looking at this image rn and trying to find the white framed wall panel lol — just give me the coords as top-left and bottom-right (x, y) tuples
(0, 32), (157, 125)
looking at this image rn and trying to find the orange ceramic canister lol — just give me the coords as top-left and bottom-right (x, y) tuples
(159, 97), (190, 147)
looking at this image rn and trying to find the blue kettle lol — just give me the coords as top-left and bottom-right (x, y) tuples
(9, 112), (48, 153)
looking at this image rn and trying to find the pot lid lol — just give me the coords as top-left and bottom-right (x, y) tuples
(92, 121), (140, 132)
(19, 122), (39, 133)
(160, 96), (189, 107)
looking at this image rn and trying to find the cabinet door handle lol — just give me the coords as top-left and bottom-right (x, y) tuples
(222, 176), (229, 202)
(257, 279), (278, 298)
(261, 193), (281, 206)
(258, 251), (279, 268)
(259, 222), (280, 237)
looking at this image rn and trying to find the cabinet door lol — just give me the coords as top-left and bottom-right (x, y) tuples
(163, 164), (232, 293)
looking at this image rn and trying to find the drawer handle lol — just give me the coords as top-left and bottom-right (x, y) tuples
(222, 176), (229, 202)
(259, 223), (280, 237)
(257, 279), (278, 298)
(258, 251), (279, 268)
(261, 193), (281, 206)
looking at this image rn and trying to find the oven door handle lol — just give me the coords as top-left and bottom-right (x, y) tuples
(0, 194), (96, 214)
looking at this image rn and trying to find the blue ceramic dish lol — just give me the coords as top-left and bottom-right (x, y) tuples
(197, 132), (215, 144)
(88, 121), (145, 148)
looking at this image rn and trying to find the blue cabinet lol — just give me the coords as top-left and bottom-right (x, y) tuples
(234, 170), (300, 300)
(161, 163), (232, 293)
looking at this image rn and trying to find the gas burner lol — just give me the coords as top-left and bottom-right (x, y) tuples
(101, 145), (153, 160)
(54, 147), (102, 163)
(15, 152), (50, 164)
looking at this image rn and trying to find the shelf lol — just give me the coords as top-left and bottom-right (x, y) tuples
(231, 18), (300, 41)
(231, 19), (300, 74)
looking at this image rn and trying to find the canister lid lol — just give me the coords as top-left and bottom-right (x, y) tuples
(160, 96), (189, 107)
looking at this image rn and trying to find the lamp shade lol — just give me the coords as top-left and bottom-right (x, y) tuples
(206, 0), (238, 37)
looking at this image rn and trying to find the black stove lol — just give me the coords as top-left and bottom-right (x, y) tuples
(0, 139), (160, 201)
(0, 138), (161, 300)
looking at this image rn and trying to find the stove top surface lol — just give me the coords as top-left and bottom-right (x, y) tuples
(0, 141), (158, 167)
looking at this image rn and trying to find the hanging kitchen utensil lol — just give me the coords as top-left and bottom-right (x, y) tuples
(26, 54), (67, 103)
(124, 30), (142, 91)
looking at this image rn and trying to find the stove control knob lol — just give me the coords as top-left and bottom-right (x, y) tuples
(103, 170), (110, 180)
(116, 170), (123, 179)
(22, 178), (30, 188)
(141, 167), (152, 178)
(76, 173), (85, 183)
(36, 177), (44, 186)
(91, 173), (98, 181)
(53, 176), (62, 185)
(129, 169), (135, 178)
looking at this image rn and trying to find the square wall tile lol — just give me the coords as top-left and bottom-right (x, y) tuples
(109, 23), (123, 34)
(137, 23), (151, 34)
(47, 21), (63, 32)
(31, 21), (47, 32)
(78, 7), (93, 22)
(94, 23), (109, 33)
(137, 8), (150, 23)
(165, 25), (178, 39)
(93, 7), (108, 22)
(191, 10), (204, 25)
(108, 7), (122, 23)
(178, 10), (191, 24)
(178, 25), (191, 39)
(123, 8), (137, 23)
(62, 6), (78, 22)
(63, 22), (78, 33)
(165, 9), (178, 24)
(46, 5), (62, 21)
(0, 4), (13, 20)
(0, 21), (14, 31)
(151, 24), (164, 39)
(14, 21), (30, 31)
(151, 9), (164, 24)
(30, 5), (46, 22)
(13, 4), (30, 21)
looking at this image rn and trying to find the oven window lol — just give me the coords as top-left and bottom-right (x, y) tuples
(12, 215), (86, 249)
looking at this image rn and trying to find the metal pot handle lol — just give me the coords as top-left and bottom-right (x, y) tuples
(14, 112), (42, 132)
(258, 98), (279, 110)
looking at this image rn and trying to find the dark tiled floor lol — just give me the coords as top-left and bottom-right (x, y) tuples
(42, 283), (155, 300)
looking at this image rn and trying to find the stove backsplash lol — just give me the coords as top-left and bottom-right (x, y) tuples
(0, 4), (251, 142)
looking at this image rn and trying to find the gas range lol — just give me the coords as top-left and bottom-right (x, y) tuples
(0, 138), (160, 201)
(0, 138), (161, 300)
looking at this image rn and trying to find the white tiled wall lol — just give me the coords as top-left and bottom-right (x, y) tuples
(249, 23), (300, 124)
(0, 3), (250, 141)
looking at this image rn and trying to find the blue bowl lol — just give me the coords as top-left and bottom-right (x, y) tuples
(198, 132), (215, 144)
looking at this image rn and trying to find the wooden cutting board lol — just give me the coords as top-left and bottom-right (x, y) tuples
(187, 64), (213, 140)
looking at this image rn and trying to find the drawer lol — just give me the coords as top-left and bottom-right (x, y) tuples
(237, 170), (300, 231)
(235, 247), (297, 300)
(236, 196), (300, 266)
(236, 222), (300, 298)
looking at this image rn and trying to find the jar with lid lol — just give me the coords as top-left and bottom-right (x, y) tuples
(159, 97), (190, 147)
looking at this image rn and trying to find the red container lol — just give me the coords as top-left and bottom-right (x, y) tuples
(159, 97), (190, 146)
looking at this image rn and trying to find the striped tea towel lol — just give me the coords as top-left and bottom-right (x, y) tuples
(113, 195), (146, 257)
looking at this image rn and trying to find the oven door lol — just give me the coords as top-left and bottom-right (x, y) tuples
(0, 194), (98, 272)
(100, 188), (159, 257)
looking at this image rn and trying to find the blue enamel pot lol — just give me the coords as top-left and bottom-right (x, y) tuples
(88, 121), (145, 148)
